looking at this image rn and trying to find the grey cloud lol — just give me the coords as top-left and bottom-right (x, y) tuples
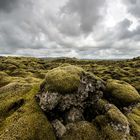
(124, 0), (140, 18)
(57, 14), (81, 36)
(0, 0), (18, 12)
(61, 0), (106, 34)
(0, 0), (139, 59)
(114, 19), (140, 41)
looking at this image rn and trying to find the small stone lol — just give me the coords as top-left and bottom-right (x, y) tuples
(105, 103), (113, 111)
(38, 92), (60, 111)
(52, 119), (66, 138)
(65, 107), (84, 123)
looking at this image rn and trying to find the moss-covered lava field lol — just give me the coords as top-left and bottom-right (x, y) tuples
(0, 56), (140, 140)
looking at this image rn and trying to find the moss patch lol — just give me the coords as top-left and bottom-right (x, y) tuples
(0, 72), (11, 88)
(105, 79), (140, 106)
(62, 121), (100, 140)
(126, 104), (140, 139)
(0, 78), (56, 140)
(106, 105), (128, 126)
(0, 56), (140, 140)
(94, 114), (133, 140)
(41, 65), (84, 94)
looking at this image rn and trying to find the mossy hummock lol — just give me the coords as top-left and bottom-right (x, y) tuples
(41, 65), (84, 94)
(0, 76), (56, 140)
(61, 121), (100, 140)
(105, 79), (140, 106)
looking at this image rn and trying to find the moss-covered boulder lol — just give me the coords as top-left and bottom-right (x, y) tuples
(62, 121), (100, 140)
(106, 104), (128, 126)
(126, 103), (140, 139)
(0, 77), (56, 140)
(105, 79), (140, 106)
(37, 64), (107, 139)
(40, 65), (84, 94)
(94, 107), (133, 140)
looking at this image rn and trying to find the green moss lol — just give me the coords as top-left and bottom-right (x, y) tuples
(101, 125), (133, 140)
(93, 105), (134, 140)
(62, 121), (100, 140)
(93, 115), (108, 127)
(106, 105), (128, 126)
(10, 69), (32, 78)
(42, 65), (84, 94)
(132, 107), (140, 117)
(0, 72), (11, 88)
(126, 104), (140, 139)
(106, 79), (140, 105)
(0, 56), (140, 139)
(0, 79), (56, 140)
(96, 99), (108, 113)
(0, 82), (31, 101)
(0, 99), (56, 140)
(127, 115), (140, 139)
(94, 115), (133, 140)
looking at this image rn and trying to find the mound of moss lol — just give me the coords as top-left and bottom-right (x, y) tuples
(0, 72), (11, 88)
(0, 77), (56, 140)
(105, 79), (140, 106)
(62, 121), (100, 140)
(93, 104), (133, 140)
(41, 65), (84, 94)
(126, 103), (140, 139)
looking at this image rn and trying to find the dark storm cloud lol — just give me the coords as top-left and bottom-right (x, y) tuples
(0, 0), (18, 12)
(60, 0), (106, 34)
(113, 19), (140, 41)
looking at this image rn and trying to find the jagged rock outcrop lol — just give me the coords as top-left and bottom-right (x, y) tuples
(36, 64), (140, 140)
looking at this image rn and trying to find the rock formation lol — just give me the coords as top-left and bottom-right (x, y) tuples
(36, 64), (140, 140)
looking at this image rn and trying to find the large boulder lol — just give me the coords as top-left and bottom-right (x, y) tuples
(105, 79), (140, 106)
(40, 65), (84, 94)
(37, 64), (106, 139)
(93, 103), (133, 140)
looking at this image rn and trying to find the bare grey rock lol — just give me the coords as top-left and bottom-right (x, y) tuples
(65, 107), (84, 123)
(37, 92), (61, 111)
(58, 94), (77, 111)
(52, 119), (66, 138)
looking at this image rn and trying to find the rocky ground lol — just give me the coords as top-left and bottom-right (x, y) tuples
(0, 56), (140, 140)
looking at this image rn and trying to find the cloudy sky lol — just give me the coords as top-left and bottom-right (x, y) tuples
(0, 0), (140, 59)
